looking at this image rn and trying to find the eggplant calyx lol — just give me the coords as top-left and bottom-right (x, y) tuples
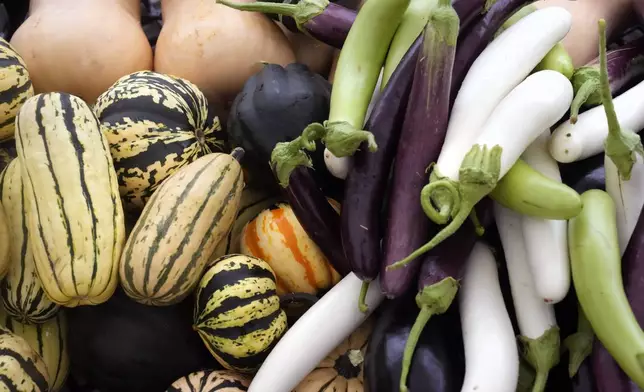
(429, 0), (460, 47)
(569, 67), (601, 124)
(484, 0), (498, 12)
(322, 120), (377, 157)
(388, 144), (501, 270)
(216, 0), (327, 32)
(563, 330), (593, 378)
(519, 326), (560, 392)
(270, 123), (326, 187)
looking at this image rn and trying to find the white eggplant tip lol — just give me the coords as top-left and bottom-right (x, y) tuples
(324, 148), (352, 180)
(548, 126), (583, 163)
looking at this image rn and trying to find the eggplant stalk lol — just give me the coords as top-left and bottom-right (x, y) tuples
(216, 0), (326, 32)
(270, 123), (326, 187)
(563, 306), (594, 378)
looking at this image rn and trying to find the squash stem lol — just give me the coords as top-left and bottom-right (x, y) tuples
(399, 277), (459, 392)
(216, 0), (328, 31)
(599, 19), (644, 181)
(569, 77), (600, 124)
(358, 281), (370, 313)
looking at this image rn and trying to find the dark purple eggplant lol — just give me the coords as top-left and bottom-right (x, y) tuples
(342, 35), (421, 311)
(399, 198), (493, 391)
(380, 1), (459, 298)
(570, 39), (644, 123)
(363, 294), (465, 392)
(450, 0), (532, 100)
(270, 130), (352, 276)
(559, 154), (606, 194)
(590, 197), (644, 392)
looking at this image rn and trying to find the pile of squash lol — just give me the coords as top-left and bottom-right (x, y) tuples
(0, 1), (364, 391)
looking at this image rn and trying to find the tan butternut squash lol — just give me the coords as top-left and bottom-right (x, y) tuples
(154, 0), (296, 107)
(9, 0), (153, 103)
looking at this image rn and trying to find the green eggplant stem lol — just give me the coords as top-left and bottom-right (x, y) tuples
(216, 0), (328, 31)
(358, 281), (370, 313)
(598, 19), (644, 181)
(563, 306), (594, 378)
(532, 372), (548, 392)
(270, 123), (326, 187)
(388, 144), (502, 270)
(399, 277), (459, 392)
(569, 78), (600, 124)
(519, 326), (560, 392)
(322, 120), (378, 157)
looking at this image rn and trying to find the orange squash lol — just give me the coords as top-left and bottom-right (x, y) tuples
(9, 0), (153, 103)
(240, 203), (341, 296)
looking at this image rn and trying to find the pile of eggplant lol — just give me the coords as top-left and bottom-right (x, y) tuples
(220, 0), (644, 390)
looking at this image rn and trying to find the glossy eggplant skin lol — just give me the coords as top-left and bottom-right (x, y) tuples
(342, 36), (420, 282)
(559, 154), (606, 194)
(364, 294), (465, 392)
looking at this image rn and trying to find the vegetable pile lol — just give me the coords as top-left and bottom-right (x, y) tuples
(0, 0), (643, 391)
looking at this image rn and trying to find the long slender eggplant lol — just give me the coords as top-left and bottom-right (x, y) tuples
(560, 154), (606, 194)
(342, 36), (421, 311)
(569, 39), (644, 123)
(271, 129), (352, 276)
(216, 0), (491, 51)
(591, 197), (644, 391)
(363, 294), (465, 392)
(379, 0), (459, 298)
(399, 198), (493, 392)
(450, 0), (532, 100)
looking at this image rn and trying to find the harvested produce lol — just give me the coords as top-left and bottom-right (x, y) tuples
(154, 0), (295, 105)
(194, 254), (288, 374)
(0, 306), (69, 391)
(0, 201), (8, 278)
(0, 326), (49, 391)
(0, 37), (33, 141)
(280, 293), (319, 327)
(67, 288), (219, 392)
(9, 0), (153, 103)
(240, 203), (341, 296)
(0, 159), (59, 324)
(568, 189), (644, 388)
(292, 317), (372, 391)
(120, 150), (244, 306)
(94, 70), (226, 210)
(167, 370), (251, 392)
(15, 92), (126, 307)
(0, 139), (16, 173)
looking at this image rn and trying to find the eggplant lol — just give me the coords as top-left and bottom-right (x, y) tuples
(380, 4), (458, 298)
(228, 62), (341, 198)
(559, 154), (606, 194)
(450, 0), (532, 101)
(270, 134), (352, 276)
(590, 197), (644, 391)
(342, 35), (420, 308)
(363, 293), (465, 392)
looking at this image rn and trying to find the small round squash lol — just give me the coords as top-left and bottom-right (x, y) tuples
(0, 37), (33, 141)
(240, 203), (341, 296)
(166, 369), (251, 391)
(0, 327), (50, 391)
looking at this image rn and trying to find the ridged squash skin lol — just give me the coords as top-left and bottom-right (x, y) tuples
(194, 254), (288, 374)
(120, 151), (244, 306)
(240, 203), (341, 296)
(94, 70), (226, 210)
(0, 201), (9, 279)
(0, 37), (34, 141)
(0, 326), (50, 391)
(15, 92), (126, 307)
(0, 306), (69, 391)
(166, 370), (251, 391)
(0, 159), (60, 323)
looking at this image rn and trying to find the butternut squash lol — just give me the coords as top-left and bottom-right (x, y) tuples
(9, 0), (153, 103)
(154, 0), (296, 107)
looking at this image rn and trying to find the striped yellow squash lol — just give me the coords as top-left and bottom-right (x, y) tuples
(0, 200), (9, 279)
(120, 150), (244, 306)
(0, 306), (69, 391)
(194, 254), (288, 373)
(15, 92), (126, 307)
(94, 70), (226, 210)
(167, 370), (251, 391)
(240, 203), (341, 296)
(0, 37), (34, 141)
(0, 159), (59, 323)
(0, 326), (49, 391)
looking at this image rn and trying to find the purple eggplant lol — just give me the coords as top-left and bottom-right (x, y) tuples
(591, 199), (644, 392)
(570, 39), (644, 123)
(342, 35), (421, 311)
(450, 0), (532, 100)
(559, 154), (606, 194)
(270, 129), (352, 276)
(380, 0), (459, 298)
(398, 198), (493, 392)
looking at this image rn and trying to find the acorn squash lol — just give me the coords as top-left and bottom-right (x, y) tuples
(166, 369), (251, 391)
(240, 203), (341, 296)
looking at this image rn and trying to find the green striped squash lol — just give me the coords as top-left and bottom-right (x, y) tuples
(15, 92), (126, 307)
(0, 306), (69, 391)
(0, 326), (49, 391)
(120, 150), (244, 306)
(0, 159), (59, 323)
(194, 254), (288, 374)
(0, 37), (34, 141)
(94, 70), (226, 210)
(0, 201), (9, 279)
(166, 370), (251, 391)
